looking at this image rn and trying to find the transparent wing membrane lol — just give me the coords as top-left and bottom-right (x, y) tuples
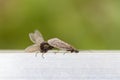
(29, 33), (36, 43)
(34, 30), (44, 44)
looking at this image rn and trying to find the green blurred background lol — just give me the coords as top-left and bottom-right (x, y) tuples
(0, 0), (120, 50)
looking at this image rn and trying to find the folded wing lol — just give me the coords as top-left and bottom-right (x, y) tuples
(48, 38), (74, 50)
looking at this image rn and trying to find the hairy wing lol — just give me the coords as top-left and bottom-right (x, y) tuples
(29, 30), (44, 44)
(25, 44), (40, 52)
(48, 38), (73, 50)
(34, 30), (44, 44)
(29, 33), (36, 43)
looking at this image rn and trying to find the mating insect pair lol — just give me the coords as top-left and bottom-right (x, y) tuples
(25, 30), (79, 57)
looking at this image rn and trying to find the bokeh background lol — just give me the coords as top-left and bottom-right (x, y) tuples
(0, 0), (120, 50)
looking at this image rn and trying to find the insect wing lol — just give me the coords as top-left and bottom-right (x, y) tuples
(48, 38), (73, 50)
(29, 33), (36, 43)
(25, 44), (40, 53)
(34, 30), (44, 44)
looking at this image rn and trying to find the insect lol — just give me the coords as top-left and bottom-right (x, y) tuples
(25, 30), (54, 58)
(48, 38), (79, 53)
(25, 30), (79, 58)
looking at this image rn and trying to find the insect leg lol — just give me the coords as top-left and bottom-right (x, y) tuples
(41, 53), (45, 59)
(35, 52), (39, 57)
(53, 50), (59, 54)
(63, 51), (68, 55)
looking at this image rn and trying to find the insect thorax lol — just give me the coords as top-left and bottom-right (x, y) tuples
(40, 42), (53, 53)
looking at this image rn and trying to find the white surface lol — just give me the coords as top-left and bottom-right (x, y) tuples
(0, 51), (120, 80)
